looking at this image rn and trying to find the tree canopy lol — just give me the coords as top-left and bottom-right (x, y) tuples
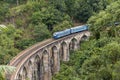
(0, 0), (120, 79)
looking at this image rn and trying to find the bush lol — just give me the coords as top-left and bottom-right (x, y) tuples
(16, 39), (36, 50)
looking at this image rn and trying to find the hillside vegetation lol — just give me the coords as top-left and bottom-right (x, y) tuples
(0, 0), (120, 80)
(0, 0), (110, 64)
(53, 0), (120, 80)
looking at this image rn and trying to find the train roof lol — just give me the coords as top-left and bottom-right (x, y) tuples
(71, 25), (87, 29)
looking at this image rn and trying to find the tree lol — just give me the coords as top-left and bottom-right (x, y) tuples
(32, 23), (51, 41)
(31, 6), (71, 30)
(3, 0), (27, 5)
(0, 24), (21, 64)
(49, 0), (67, 12)
(64, 0), (77, 19)
(0, 65), (15, 80)
(88, 0), (120, 39)
(52, 20), (72, 33)
(0, 1), (9, 22)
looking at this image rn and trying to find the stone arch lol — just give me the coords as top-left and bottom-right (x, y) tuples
(81, 35), (88, 41)
(43, 50), (50, 80)
(22, 67), (27, 80)
(60, 41), (69, 61)
(51, 46), (60, 75)
(69, 38), (78, 51)
(79, 34), (88, 49)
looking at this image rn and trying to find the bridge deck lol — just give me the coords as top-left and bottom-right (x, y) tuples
(9, 31), (89, 67)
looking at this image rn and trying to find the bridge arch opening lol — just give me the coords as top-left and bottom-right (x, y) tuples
(22, 67), (27, 80)
(60, 42), (69, 61)
(69, 38), (78, 51)
(79, 35), (88, 49)
(27, 60), (32, 80)
(51, 46), (60, 75)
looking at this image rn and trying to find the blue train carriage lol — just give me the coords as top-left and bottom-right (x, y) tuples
(53, 29), (71, 39)
(70, 25), (88, 33)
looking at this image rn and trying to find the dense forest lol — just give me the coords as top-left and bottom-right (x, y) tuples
(0, 0), (120, 80)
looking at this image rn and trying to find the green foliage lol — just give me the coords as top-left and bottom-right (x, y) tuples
(74, 0), (93, 22)
(75, 0), (109, 22)
(1, 1), (120, 80)
(49, 0), (109, 22)
(15, 18), (25, 27)
(0, 1), (9, 22)
(103, 42), (120, 64)
(15, 23), (51, 50)
(64, 0), (77, 18)
(32, 23), (51, 42)
(31, 6), (71, 30)
(81, 55), (102, 74)
(0, 24), (22, 64)
(95, 66), (112, 80)
(52, 20), (72, 33)
(112, 61), (120, 80)
(49, 0), (67, 12)
(0, 65), (15, 80)
(94, 37), (112, 47)
(15, 39), (36, 50)
(88, 0), (120, 39)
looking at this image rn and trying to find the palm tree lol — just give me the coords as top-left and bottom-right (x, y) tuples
(0, 65), (16, 80)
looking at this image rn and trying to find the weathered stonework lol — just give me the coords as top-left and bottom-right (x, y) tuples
(9, 31), (90, 80)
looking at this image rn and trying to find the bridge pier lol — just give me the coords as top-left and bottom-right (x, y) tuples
(27, 61), (32, 80)
(51, 46), (60, 74)
(61, 42), (69, 61)
(43, 50), (51, 80)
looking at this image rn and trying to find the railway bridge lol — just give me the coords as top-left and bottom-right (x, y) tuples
(9, 31), (90, 80)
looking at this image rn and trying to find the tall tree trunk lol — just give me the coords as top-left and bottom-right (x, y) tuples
(17, 0), (19, 6)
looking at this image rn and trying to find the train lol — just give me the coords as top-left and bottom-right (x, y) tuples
(53, 25), (88, 39)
